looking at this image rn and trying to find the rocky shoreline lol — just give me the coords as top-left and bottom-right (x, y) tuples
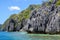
(2, 0), (60, 34)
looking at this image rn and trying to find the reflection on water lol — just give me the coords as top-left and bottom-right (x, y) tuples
(0, 32), (60, 40)
(28, 34), (60, 40)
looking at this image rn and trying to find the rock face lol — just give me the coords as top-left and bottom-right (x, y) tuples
(2, 19), (16, 31)
(2, 18), (27, 32)
(23, 0), (60, 34)
(2, 0), (60, 34)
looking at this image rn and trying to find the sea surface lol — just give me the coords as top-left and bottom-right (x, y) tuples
(0, 32), (60, 40)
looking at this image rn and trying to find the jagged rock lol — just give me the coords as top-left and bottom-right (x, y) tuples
(52, 0), (57, 4)
(2, 19), (16, 31)
(17, 18), (28, 32)
(22, 0), (60, 34)
(46, 13), (60, 34)
(15, 23), (21, 31)
(2, 0), (60, 34)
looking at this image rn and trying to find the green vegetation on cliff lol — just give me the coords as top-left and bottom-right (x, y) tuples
(50, 0), (60, 6)
(2, 4), (40, 29)
(2, 0), (60, 31)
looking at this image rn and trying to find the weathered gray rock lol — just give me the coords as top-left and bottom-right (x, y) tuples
(15, 23), (21, 31)
(2, 19), (16, 32)
(22, 0), (60, 34)
(52, 0), (57, 4)
(2, 0), (60, 34)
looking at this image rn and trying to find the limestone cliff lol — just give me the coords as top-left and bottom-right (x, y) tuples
(2, 0), (60, 34)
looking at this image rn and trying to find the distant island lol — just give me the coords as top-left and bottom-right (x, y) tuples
(1, 0), (60, 34)
(0, 24), (2, 26)
(0, 24), (2, 28)
(0, 24), (2, 30)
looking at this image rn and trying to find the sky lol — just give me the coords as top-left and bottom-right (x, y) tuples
(0, 0), (47, 24)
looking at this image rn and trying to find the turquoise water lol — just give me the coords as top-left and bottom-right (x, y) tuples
(0, 32), (60, 40)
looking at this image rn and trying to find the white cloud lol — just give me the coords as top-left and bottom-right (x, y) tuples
(8, 6), (20, 11)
